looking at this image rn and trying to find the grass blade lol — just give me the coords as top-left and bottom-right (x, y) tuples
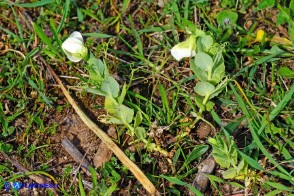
(33, 22), (61, 58)
(1, 0), (54, 7)
(128, 15), (143, 56)
(159, 84), (171, 124)
(49, 18), (62, 49)
(78, 173), (86, 196)
(238, 150), (264, 170)
(258, 84), (294, 134)
(57, 0), (70, 33)
(265, 181), (294, 192)
(28, 79), (53, 107)
(161, 175), (203, 196)
(83, 32), (114, 39)
(185, 145), (209, 165)
(229, 83), (291, 176)
(269, 84), (294, 121)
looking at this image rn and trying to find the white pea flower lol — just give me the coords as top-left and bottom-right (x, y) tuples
(61, 31), (88, 62)
(171, 35), (196, 61)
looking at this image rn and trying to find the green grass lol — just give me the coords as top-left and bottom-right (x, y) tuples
(0, 0), (294, 195)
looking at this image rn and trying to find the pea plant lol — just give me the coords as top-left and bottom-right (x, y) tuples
(171, 27), (227, 128)
(62, 25), (229, 157)
(208, 132), (257, 188)
(62, 31), (168, 156)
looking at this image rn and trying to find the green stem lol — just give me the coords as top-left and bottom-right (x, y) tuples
(190, 93), (211, 128)
(123, 121), (135, 137)
(202, 93), (210, 106)
(207, 70), (212, 81)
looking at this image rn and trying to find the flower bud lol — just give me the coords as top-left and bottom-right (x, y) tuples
(255, 29), (265, 43)
(62, 31), (88, 62)
(171, 35), (196, 61)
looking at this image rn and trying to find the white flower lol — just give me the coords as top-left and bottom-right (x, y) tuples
(171, 35), (196, 61)
(62, 31), (88, 62)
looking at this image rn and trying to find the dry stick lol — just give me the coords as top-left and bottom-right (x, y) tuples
(40, 57), (158, 195)
(61, 137), (92, 176)
(1, 152), (58, 195)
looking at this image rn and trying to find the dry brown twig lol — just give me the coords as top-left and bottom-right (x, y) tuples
(39, 57), (158, 195)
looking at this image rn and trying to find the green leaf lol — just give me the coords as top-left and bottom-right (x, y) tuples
(78, 173), (86, 196)
(57, 0), (70, 33)
(217, 10), (238, 27)
(193, 96), (205, 111)
(211, 66), (225, 84)
(213, 51), (224, 69)
(104, 98), (134, 124)
(84, 87), (107, 97)
(128, 16), (143, 56)
(223, 168), (237, 179)
(88, 166), (98, 190)
(77, 7), (84, 22)
(258, 0), (275, 10)
(212, 153), (230, 168)
(194, 82), (215, 97)
(49, 18), (62, 49)
(229, 182), (245, 189)
(199, 35), (214, 51)
(208, 43), (221, 55)
(195, 52), (213, 72)
(170, 0), (181, 26)
(267, 171), (294, 181)
(289, 20), (294, 44)
(181, 18), (199, 35)
(134, 111), (143, 128)
(172, 149), (181, 167)
(236, 158), (246, 173)
(83, 32), (114, 39)
(206, 101), (215, 111)
(185, 145), (209, 165)
(210, 78), (228, 98)
(0, 142), (13, 153)
(159, 84), (171, 123)
(101, 76), (120, 98)
(276, 10), (289, 26)
(277, 4), (291, 23)
(209, 133), (238, 169)
(87, 54), (108, 84)
(211, 52), (225, 84)
(135, 127), (146, 140)
(291, 0), (294, 14)
(28, 79), (53, 107)
(208, 137), (217, 146)
(161, 176), (203, 196)
(121, 0), (131, 16)
(206, 174), (224, 183)
(33, 22), (60, 58)
(268, 84), (294, 121)
(118, 83), (127, 104)
(265, 181), (294, 192)
(265, 190), (282, 196)
(276, 2), (291, 26)
(190, 60), (208, 82)
(2, 0), (54, 7)
(238, 150), (264, 170)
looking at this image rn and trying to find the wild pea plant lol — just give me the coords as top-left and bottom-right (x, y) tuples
(62, 26), (228, 157)
(62, 31), (168, 156)
(208, 132), (257, 188)
(171, 27), (227, 128)
(63, 27), (230, 177)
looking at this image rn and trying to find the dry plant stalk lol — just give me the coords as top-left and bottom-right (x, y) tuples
(42, 58), (158, 195)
